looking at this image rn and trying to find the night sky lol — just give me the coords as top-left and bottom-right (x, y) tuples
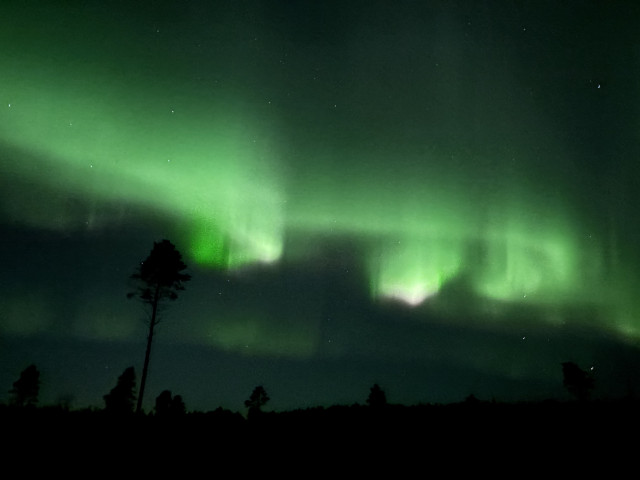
(1, 0), (640, 413)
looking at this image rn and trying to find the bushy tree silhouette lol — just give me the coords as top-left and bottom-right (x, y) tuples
(128, 239), (190, 414)
(245, 385), (270, 419)
(104, 366), (137, 414)
(366, 383), (387, 408)
(171, 394), (186, 415)
(155, 389), (186, 416)
(9, 364), (40, 407)
(562, 361), (595, 401)
(155, 389), (172, 416)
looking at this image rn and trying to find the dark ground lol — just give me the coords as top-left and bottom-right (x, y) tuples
(3, 399), (637, 473)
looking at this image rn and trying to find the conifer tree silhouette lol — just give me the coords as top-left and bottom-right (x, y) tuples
(245, 385), (270, 419)
(104, 366), (137, 414)
(128, 239), (190, 414)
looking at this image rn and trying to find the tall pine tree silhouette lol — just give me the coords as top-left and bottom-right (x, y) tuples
(128, 240), (190, 414)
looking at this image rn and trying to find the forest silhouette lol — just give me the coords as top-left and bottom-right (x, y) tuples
(3, 358), (638, 461)
(3, 240), (638, 458)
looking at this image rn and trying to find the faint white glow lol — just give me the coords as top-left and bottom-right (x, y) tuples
(381, 285), (438, 307)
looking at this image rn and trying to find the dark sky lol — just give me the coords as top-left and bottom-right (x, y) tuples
(1, 0), (640, 412)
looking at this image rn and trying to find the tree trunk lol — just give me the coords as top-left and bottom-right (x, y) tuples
(136, 285), (160, 414)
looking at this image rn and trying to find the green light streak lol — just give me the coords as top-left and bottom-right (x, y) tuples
(203, 312), (318, 357)
(472, 227), (578, 304)
(0, 61), (286, 269)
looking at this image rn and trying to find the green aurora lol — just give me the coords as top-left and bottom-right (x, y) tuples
(1, 1), (639, 409)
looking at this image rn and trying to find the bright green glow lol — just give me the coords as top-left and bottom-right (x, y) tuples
(284, 146), (589, 311)
(370, 237), (463, 306)
(0, 61), (286, 269)
(189, 221), (228, 267)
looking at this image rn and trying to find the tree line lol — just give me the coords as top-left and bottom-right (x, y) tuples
(6, 359), (394, 414)
(4, 239), (599, 415)
(6, 359), (596, 416)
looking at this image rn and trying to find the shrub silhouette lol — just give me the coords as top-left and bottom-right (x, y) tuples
(155, 390), (186, 416)
(9, 364), (40, 407)
(366, 384), (387, 408)
(171, 395), (186, 416)
(562, 361), (595, 401)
